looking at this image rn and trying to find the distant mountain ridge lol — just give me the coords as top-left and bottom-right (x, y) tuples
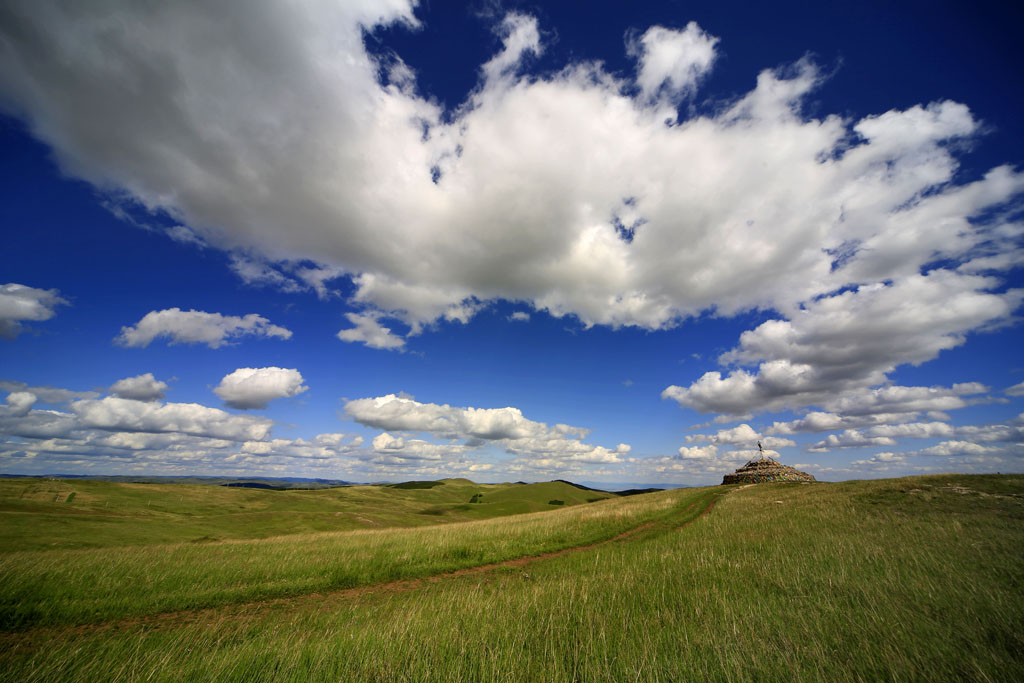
(0, 474), (356, 489)
(2, 473), (682, 493)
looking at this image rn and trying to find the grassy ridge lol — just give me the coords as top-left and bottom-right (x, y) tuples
(0, 478), (615, 552)
(2, 474), (1022, 681)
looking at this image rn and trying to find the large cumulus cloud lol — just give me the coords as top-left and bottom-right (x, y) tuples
(1, 1), (1019, 338)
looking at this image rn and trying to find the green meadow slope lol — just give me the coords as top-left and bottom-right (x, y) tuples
(1, 474), (1022, 681)
(0, 477), (614, 551)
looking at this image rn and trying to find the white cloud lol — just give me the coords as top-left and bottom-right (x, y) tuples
(826, 382), (989, 417)
(664, 273), (1017, 415)
(766, 410), (957, 435)
(165, 225), (206, 248)
(109, 373), (168, 402)
(767, 412), (849, 434)
(686, 423), (757, 444)
(294, 264), (345, 300)
(1006, 381), (1024, 397)
(637, 445), (751, 479)
(2, 2), (1023, 442)
(712, 413), (753, 424)
(822, 414), (1024, 463)
(684, 423), (795, 450)
(346, 394), (576, 441)
(481, 13), (542, 83)
(1, 391), (37, 417)
(1, 406), (367, 476)
(370, 432), (469, 461)
(509, 311), (530, 322)
(0, 404), (77, 440)
(503, 439), (630, 465)
(336, 312), (406, 350)
(0, 379), (375, 476)
(228, 255), (304, 293)
(213, 367), (308, 410)
(630, 23), (718, 103)
(915, 440), (1002, 457)
(116, 308), (292, 348)
(227, 254), (345, 299)
(811, 431), (898, 450)
(955, 421), (1024, 444)
(677, 444), (720, 460)
(344, 394), (627, 466)
(0, 380), (99, 404)
(0, 3), (1018, 342)
(861, 422), (956, 440)
(238, 432), (364, 460)
(850, 452), (907, 467)
(71, 396), (272, 441)
(1, 384), (275, 445)
(0, 283), (66, 339)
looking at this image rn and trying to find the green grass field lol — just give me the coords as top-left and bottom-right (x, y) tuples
(2, 474), (1022, 681)
(0, 477), (614, 552)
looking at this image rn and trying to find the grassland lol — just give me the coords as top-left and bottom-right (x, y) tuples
(0, 477), (614, 551)
(2, 473), (1022, 681)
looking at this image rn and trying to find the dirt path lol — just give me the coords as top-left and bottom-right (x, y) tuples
(2, 489), (724, 645)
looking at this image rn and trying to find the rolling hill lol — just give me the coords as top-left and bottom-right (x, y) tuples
(1, 474), (1021, 681)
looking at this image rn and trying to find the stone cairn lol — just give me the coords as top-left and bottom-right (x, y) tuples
(722, 442), (816, 485)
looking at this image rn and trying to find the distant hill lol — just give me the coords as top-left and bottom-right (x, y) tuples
(554, 479), (664, 496)
(0, 476), (618, 551)
(1, 474), (356, 489)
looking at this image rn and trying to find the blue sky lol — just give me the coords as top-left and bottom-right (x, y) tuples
(1, 0), (1022, 486)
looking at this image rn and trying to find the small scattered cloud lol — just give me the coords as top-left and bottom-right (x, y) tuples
(337, 312), (406, 350)
(228, 254), (304, 293)
(294, 264), (345, 300)
(116, 308), (292, 348)
(229, 253), (345, 300)
(1006, 381), (1024, 397)
(0, 283), (66, 339)
(850, 452), (907, 467)
(213, 367), (308, 410)
(109, 373), (168, 402)
(0, 380), (98, 404)
(713, 413), (752, 424)
(629, 22), (718, 103)
(165, 225), (206, 248)
(481, 13), (541, 83)
(509, 311), (530, 322)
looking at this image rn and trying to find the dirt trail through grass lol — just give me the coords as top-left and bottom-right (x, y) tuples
(3, 487), (726, 645)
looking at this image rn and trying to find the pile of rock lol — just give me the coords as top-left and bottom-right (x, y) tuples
(722, 457), (815, 485)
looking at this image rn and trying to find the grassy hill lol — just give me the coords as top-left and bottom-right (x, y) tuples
(0, 477), (614, 552)
(1, 474), (1022, 681)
